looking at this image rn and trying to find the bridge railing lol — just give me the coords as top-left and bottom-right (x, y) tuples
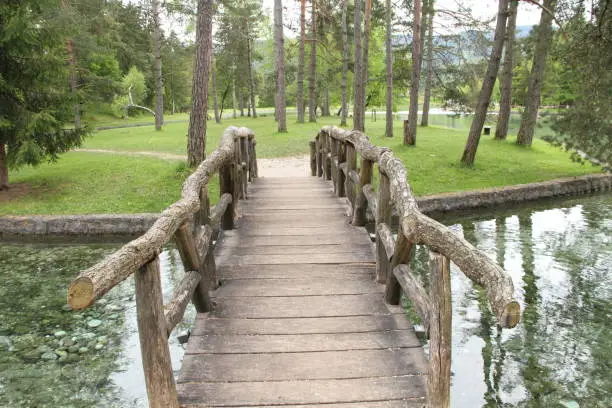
(310, 125), (521, 408)
(66, 126), (257, 408)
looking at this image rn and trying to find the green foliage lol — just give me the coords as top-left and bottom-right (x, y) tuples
(0, 0), (87, 172)
(122, 66), (148, 104)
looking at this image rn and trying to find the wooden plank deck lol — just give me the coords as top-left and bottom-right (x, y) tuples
(177, 177), (427, 407)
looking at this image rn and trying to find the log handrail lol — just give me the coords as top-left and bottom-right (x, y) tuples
(66, 126), (257, 408)
(311, 125), (520, 408)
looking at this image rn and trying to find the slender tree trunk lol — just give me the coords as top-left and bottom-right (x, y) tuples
(152, 0), (164, 131)
(212, 60), (221, 123)
(297, 0), (306, 123)
(340, 0), (349, 126)
(239, 90), (245, 117)
(421, 1), (435, 127)
(385, 0), (393, 137)
(461, 0), (509, 165)
(361, 0), (373, 127)
(495, 0), (518, 140)
(353, 0), (364, 131)
(516, 0), (555, 146)
(308, 0), (317, 123)
(247, 36), (257, 118)
(274, 0), (287, 132)
(187, 0), (214, 167)
(404, 0), (422, 145)
(66, 39), (81, 129)
(232, 77), (237, 119)
(323, 85), (330, 116)
(0, 144), (8, 190)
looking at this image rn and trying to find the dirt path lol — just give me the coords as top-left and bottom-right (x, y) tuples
(75, 149), (310, 178)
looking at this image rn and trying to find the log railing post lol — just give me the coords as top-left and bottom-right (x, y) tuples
(427, 251), (452, 408)
(309, 141), (317, 176)
(330, 137), (338, 190)
(324, 133), (332, 181)
(135, 257), (179, 408)
(337, 141), (346, 197)
(376, 170), (392, 283)
(352, 158), (373, 226)
(233, 136), (244, 200)
(220, 161), (236, 230)
(174, 223), (213, 312)
(385, 227), (413, 304)
(316, 134), (323, 177)
(345, 143), (357, 213)
(239, 132), (249, 197)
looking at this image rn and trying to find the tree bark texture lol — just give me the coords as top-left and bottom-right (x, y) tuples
(187, 0), (215, 167)
(152, 0), (164, 131)
(212, 60), (221, 124)
(66, 39), (81, 129)
(135, 258), (179, 408)
(461, 0), (509, 164)
(421, 1), (435, 127)
(404, 0), (422, 145)
(340, 0), (349, 126)
(495, 0), (518, 140)
(308, 0), (317, 123)
(297, 0), (306, 123)
(274, 0), (287, 132)
(246, 35), (257, 118)
(0, 144), (8, 190)
(352, 0), (364, 131)
(164, 270), (201, 336)
(361, 0), (373, 127)
(516, 0), (556, 146)
(385, 0), (393, 137)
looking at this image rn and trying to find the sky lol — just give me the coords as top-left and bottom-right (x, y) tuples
(261, 0), (545, 35)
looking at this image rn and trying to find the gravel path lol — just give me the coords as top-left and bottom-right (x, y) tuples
(75, 149), (310, 178)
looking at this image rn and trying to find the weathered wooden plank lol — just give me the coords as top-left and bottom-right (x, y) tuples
(215, 252), (375, 265)
(236, 215), (350, 227)
(211, 294), (394, 318)
(218, 233), (371, 247)
(179, 348), (428, 382)
(239, 203), (347, 211)
(186, 331), (422, 354)
(220, 226), (370, 237)
(216, 244), (373, 257)
(214, 278), (382, 297)
(192, 314), (413, 335)
(201, 401), (426, 408)
(177, 376), (426, 406)
(217, 263), (375, 280)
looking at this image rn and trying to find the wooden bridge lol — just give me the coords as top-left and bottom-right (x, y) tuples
(67, 126), (521, 408)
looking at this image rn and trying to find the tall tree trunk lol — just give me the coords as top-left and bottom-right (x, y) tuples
(247, 36), (257, 118)
(361, 0), (373, 127)
(232, 77), (237, 119)
(404, 0), (422, 145)
(421, 1), (435, 127)
(385, 0), (393, 137)
(516, 0), (555, 146)
(66, 39), (81, 129)
(461, 0), (509, 165)
(239, 90), (245, 117)
(187, 0), (215, 167)
(340, 0), (349, 126)
(297, 0), (306, 123)
(0, 144), (8, 190)
(152, 0), (164, 131)
(274, 0), (287, 132)
(308, 0), (317, 123)
(323, 85), (330, 116)
(353, 0), (364, 131)
(495, 0), (518, 140)
(212, 60), (221, 123)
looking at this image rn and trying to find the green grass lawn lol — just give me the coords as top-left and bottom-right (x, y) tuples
(1, 113), (602, 215)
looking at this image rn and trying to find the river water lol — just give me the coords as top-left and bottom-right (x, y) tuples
(0, 194), (609, 407)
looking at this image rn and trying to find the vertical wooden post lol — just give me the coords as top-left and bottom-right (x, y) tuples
(240, 135), (248, 199)
(345, 143), (357, 213)
(220, 161), (235, 230)
(337, 141), (346, 197)
(352, 158), (373, 226)
(309, 141), (317, 176)
(324, 134), (332, 181)
(330, 138), (338, 191)
(385, 228), (413, 305)
(135, 257), (179, 408)
(376, 170), (392, 283)
(250, 138), (258, 179)
(233, 137), (244, 200)
(316, 134), (323, 177)
(195, 185), (211, 228)
(174, 223), (213, 312)
(427, 251), (452, 408)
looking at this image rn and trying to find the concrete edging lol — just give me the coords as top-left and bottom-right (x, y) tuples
(0, 174), (610, 240)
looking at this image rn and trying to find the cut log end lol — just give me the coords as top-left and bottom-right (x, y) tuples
(501, 301), (521, 329)
(68, 277), (95, 310)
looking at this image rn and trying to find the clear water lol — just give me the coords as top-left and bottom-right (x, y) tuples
(0, 194), (609, 407)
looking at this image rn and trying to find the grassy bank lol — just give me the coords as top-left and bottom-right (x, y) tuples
(1, 114), (602, 215)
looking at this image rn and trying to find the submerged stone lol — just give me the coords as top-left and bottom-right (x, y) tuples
(54, 330), (67, 338)
(78, 347), (89, 354)
(41, 351), (58, 361)
(87, 319), (102, 328)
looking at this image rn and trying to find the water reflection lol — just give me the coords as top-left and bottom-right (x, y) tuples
(412, 194), (611, 408)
